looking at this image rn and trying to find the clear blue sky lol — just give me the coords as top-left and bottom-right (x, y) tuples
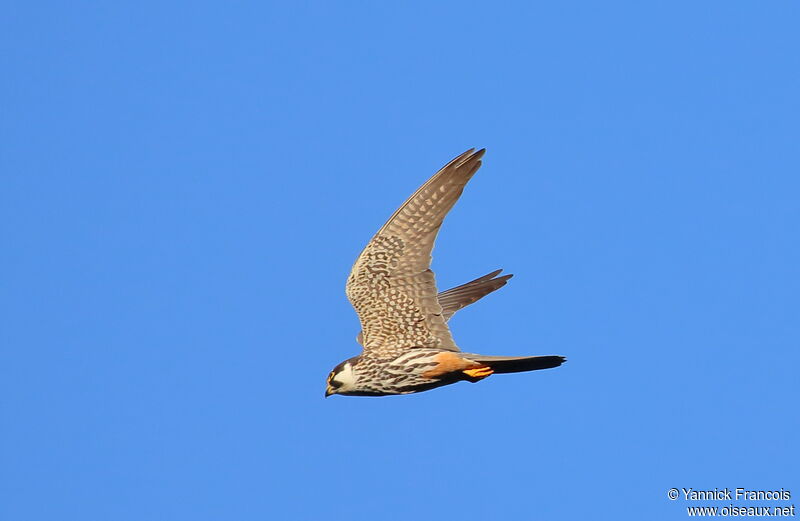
(2, 2), (798, 520)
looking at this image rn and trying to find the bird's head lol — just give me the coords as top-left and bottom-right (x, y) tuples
(325, 357), (359, 397)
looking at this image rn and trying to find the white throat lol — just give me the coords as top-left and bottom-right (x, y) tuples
(332, 362), (356, 391)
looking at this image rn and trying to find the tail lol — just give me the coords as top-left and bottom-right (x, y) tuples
(463, 354), (566, 374)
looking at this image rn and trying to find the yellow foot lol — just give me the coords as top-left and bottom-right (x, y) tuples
(463, 366), (494, 379)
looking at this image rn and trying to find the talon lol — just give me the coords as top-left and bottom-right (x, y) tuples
(463, 366), (494, 379)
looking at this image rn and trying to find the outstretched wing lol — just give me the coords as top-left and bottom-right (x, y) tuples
(346, 149), (485, 354)
(354, 269), (512, 345)
(438, 269), (512, 322)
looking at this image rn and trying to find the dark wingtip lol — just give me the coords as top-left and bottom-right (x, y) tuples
(488, 269), (512, 282)
(448, 148), (486, 176)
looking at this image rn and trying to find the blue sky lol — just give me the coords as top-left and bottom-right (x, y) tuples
(2, 2), (798, 520)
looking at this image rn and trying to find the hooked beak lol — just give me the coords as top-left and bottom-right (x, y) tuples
(325, 387), (334, 398)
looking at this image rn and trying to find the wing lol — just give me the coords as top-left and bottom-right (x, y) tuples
(354, 269), (512, 345)
(346, 149), (485, 354)
(437, 269), (512, 322)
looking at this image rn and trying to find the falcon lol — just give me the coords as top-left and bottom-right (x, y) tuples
(326, 149), (565, 397)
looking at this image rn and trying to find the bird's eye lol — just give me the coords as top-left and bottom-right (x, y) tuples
(329, 376), (342, 388)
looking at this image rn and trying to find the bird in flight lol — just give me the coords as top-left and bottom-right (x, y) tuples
(326, 149), (565, 397)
